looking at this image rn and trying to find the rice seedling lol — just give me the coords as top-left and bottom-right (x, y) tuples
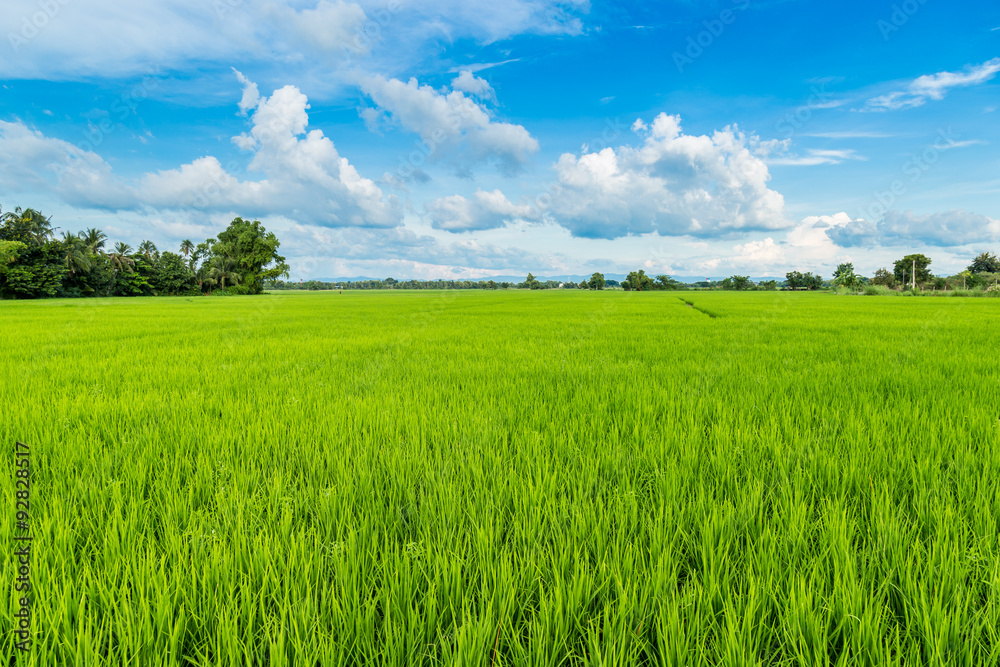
(1, 290), (998, 665)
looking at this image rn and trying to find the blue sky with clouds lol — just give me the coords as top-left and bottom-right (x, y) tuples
(1, 0), (998, 279)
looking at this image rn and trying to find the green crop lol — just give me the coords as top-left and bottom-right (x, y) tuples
(1, 291), (998, 665)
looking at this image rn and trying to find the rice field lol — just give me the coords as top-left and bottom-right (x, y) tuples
(2, 290), (999, 666)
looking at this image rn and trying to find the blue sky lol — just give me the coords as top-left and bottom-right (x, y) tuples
(1, 0), (998, 279)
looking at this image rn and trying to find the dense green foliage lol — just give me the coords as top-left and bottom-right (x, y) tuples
(893, 254), (933, 286)
(2, 291), (998, 665)
(0, 208), (288, 299)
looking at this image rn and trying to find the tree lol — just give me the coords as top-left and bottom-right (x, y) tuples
(724, 275), (753, 290)
(833, 262), (861, 289)
(138, 240), (159, 263)
(106, 244), (135, 295)
(82, 228), (107, 254)
(212, 218), (289, 294)
(893, 254), (932, 286)
(786, 271), (824, 290)
(0, 207), (55, 246)
(180, 239), (195, 258)
(623, 270), (653, 291)
(208, 254), (242, 290)
(588, 272), (606, 290)
(655, 275), (680, 290)
(151, 252), (197, 295)
(523, 273), (541, 290)
(0, 242), (68, 298)
(60, 233), (93, 277)
(968, 251), (999, 275)
(871, 268), (895, 287)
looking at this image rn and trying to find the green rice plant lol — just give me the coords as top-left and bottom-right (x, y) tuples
(1, 290), (998, 665)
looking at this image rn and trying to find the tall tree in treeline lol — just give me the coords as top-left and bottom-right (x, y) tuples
(0, 208), (288, 299)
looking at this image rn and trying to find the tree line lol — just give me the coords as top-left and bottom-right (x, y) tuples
(0, 206), (289, 299)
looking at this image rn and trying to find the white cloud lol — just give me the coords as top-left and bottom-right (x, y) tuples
(768, 149), (866, 167)
(233, 68), (260, 115)
(1, 0), (588, 80)
(143, 77), (399, 227)
(542, 113), (788, 239)
(1, 0), (369, 79)
(0, 75), (401, 228)
(452, 71), (495, 101)
(732, 237), (783, 264)
(827, 210), (1000, 247)
(360, 74), (539, 175)
(0, 120), (134, 208)
(862, 58), (1000, 111)
(426, 189), (535, 231)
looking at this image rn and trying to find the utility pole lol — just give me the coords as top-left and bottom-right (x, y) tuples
(912, 259), (916, 290)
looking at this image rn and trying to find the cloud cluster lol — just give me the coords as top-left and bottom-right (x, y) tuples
(2, 0), (589, 80)
(426, 189), (534, 231)
(827, 210), (1000, 247)
(544, 113), (788, 239)
(0, 74), (401, 228)
(361, 74), (539, 175)
(863, 58), (1000, 111)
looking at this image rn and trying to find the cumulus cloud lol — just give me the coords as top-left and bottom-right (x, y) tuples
(543, 113), (788, 239)
(0, 120), (134, 208)
(360, 74), (539, 175)
(142, 76), (400, 227)
(276, 221), (564, 278)
(426, 189), (535, 231)
(827, 210), (1000, 247)
(452, 70), (496, 101)
(863, 58), (1000, 111)
(0, 75), (401, 228)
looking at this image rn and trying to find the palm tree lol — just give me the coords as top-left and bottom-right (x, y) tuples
(180, 239), (194, 258)
(82, 228), (107, 254)
(106, 243), (135, 296)
(208, 255), (241, 290)
(108, 246), (135, 274)
(137, 240), (158, 263)
(0, 207), (56, 246)
(61, 232), (93, 276)
(196, 264), (216, 294)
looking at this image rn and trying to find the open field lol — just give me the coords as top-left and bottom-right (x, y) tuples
(2, 291), (999, 665)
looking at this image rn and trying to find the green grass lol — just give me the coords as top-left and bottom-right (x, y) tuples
(2, 290), (999, 665)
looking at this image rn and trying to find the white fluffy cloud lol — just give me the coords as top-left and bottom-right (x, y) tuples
(543, 113), (788, 238)
(360, 75), (539, 175)
(827, 210), (1000, 247)
(0, 75), (401, 228)
(426, 189), (535, 231)
(142, 75), (399, 227)
(0, 120), (134, 208)
(452, 71), (496, 101)
(863, 58), (1000, 111)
